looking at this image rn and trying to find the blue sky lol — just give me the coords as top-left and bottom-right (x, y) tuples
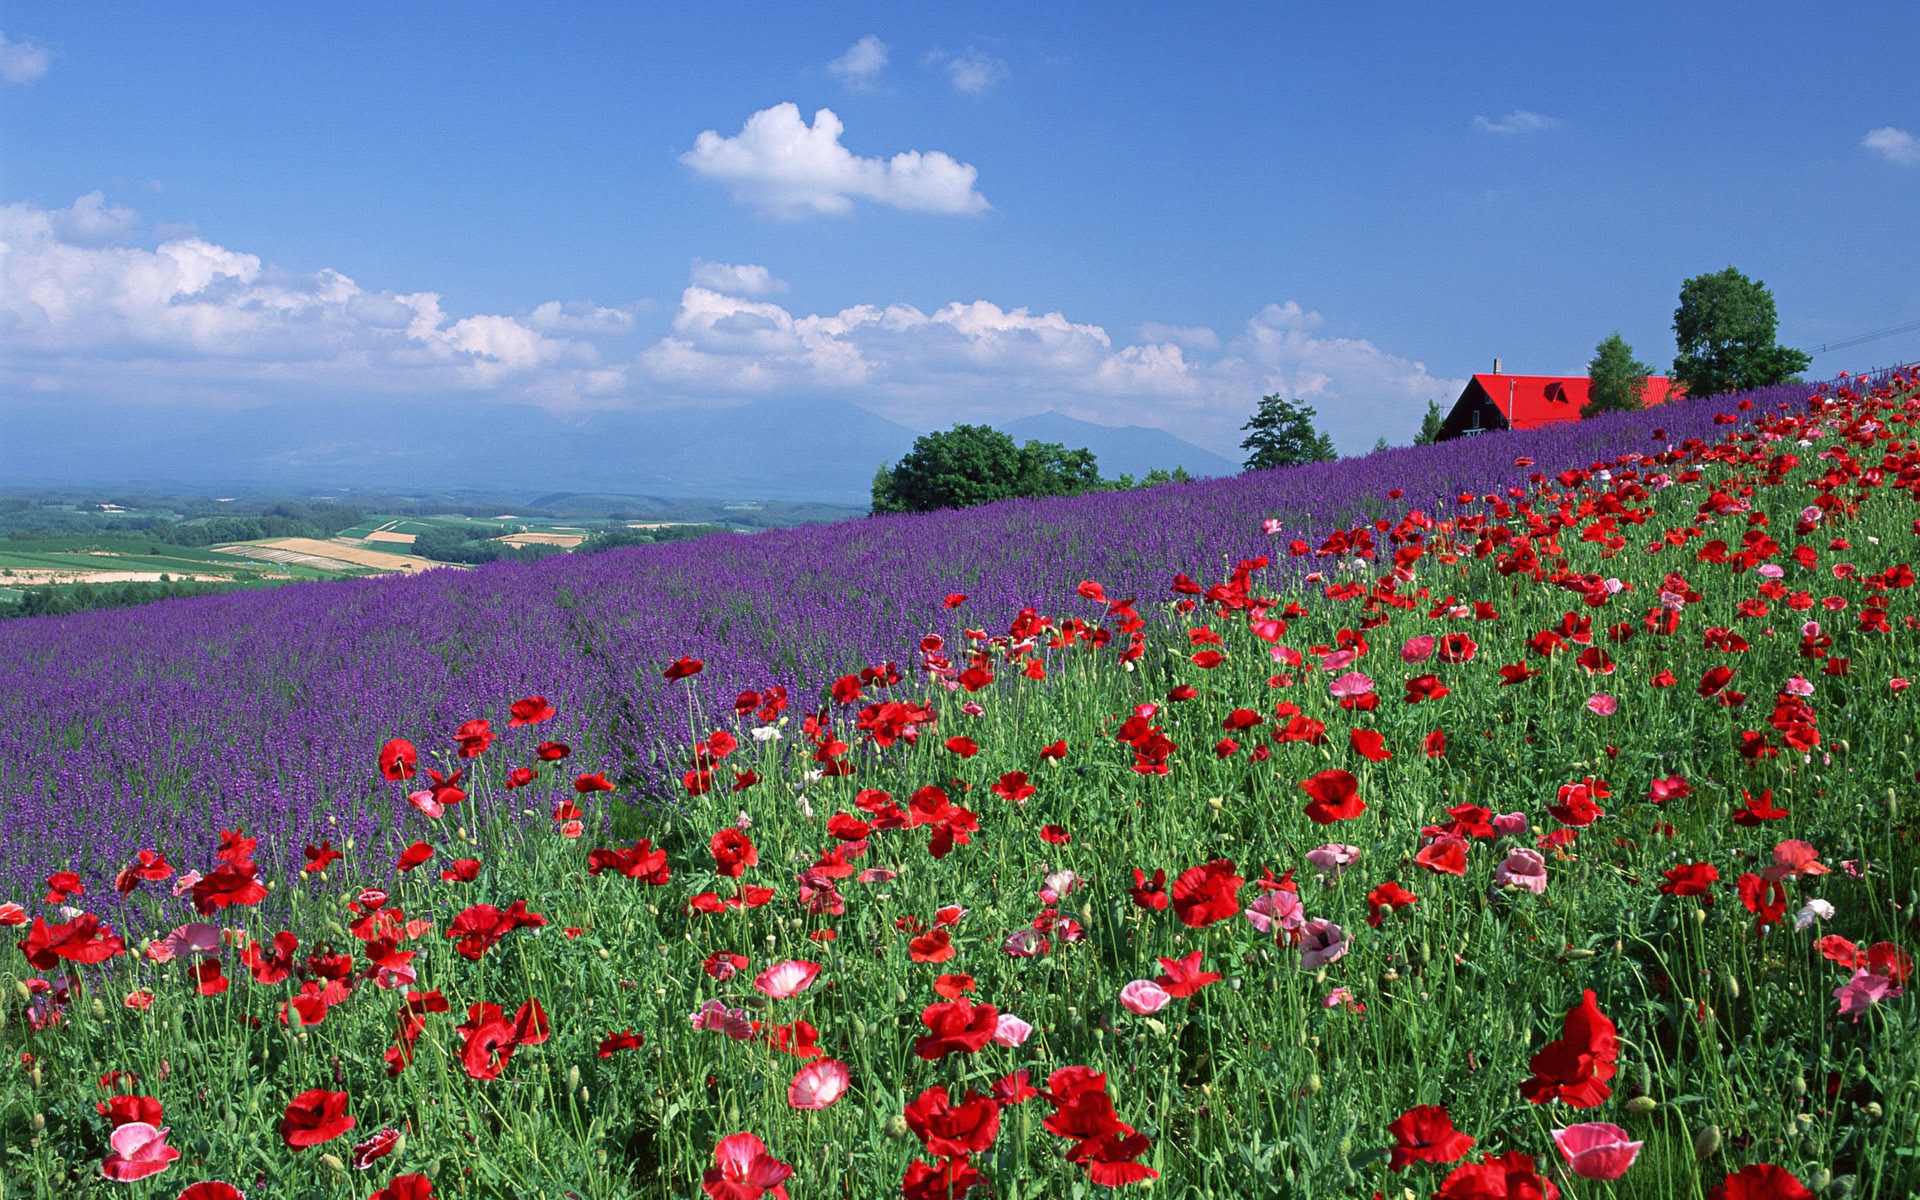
(3, 2), (1916, 459)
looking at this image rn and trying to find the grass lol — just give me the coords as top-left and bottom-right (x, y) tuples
(1, 382), (1916, 1198)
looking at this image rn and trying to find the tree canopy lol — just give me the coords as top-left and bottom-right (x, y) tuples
(1240, 395), (1337, 472)
(1413, 400), (1445, 446)
(1583, 333), (1654, 419)
(1671, 267), (1811, 399)
(870, 425), (1105, 514)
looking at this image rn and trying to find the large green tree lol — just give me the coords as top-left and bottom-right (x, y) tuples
(1240, 395), (1337, 472)
(1584, 333), (1654, 418)
(871, 425), (1105, 514)
(1671, 267), (1812, 399)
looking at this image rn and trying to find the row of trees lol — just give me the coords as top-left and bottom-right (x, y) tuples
(869, 426), (1191, 515)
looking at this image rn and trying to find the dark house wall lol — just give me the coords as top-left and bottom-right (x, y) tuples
(1435, 380), (1508, 442)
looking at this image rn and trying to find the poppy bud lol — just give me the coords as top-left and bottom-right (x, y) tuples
(1624, 1095), (1657, 1115)
(567, 1066), (580, 1093)
(1861, 1102), (1882, 1122)
(597, 948), (609, 960)
(29, 1066), (42, 1089)
(580, 1088), (590, 1105)
(224, 1109), (238, 1134)
(1692, 907), (1707, 924)
(424, 1159), (441, 1180)
(1693, 1124), (1721, 1159)
(1726, 975), (1741, 999)
(90, 999), (106, 1021)
(320, 1153), (346, 1174)
(1791, 1073), (1807, 1098)
(1144, 1017), (1166, 1037)
(1306, 1073), (1322, 1094)
(1807, 1169), (1831, 1192)
(884, 1114), (911, 1139)
(31, 1112), (45, 1132)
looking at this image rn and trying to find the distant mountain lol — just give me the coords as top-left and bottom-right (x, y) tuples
(1000, 412), (1238, 479)
(0, 397), (1230, 503)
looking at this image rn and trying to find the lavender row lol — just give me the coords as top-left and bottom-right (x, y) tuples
(0, 380), (1830, 911)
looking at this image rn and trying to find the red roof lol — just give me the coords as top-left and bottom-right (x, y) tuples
(1473, 374), (1678, 430)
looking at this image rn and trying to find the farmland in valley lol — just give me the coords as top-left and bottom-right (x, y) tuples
(1, 375), (1915, 1198)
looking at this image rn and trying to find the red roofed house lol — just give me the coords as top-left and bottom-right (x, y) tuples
(1434, 360), (1678, 441)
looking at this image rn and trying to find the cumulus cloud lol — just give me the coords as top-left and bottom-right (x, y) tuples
(680, 103), (990, 218)
(0, 196), (614, 404)
(828, 35), (888, 89)
(924, 49), (1007, 94)
(1862, 126), (1919, 167)
(3, 195), (1458, 456)
(0, 31), (49, 85)
(690, 260), (788, 296)
(1138, 322), (1220, 351)
(1472, 110), (1559, 135)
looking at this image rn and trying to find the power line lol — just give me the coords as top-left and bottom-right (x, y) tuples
(1812, 317), (1920, 354)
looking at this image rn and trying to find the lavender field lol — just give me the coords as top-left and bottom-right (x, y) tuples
(0, 383), (1819, 905)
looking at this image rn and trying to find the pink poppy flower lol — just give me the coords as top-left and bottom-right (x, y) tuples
(1245, 888), (1304, 935)
(1329, 671), (1374, 698)
(1305, 844), (1361, 879)
(1298, 918), (1349, 969)
(163, 923), (223, 959)
(754, 960), (821, 1000)
(992, 1014), (1034, 1047)
(1835, 968), (1903, 1021)
(1400, 635), (1436, 663)
(787, 1058), (850, 1110)
(101, 1122), (181, 1181)
(1319, 648), (1359, 672)
(1494, 848), (1549, 895)
(1492, 812), (1530, 836)
(1551, 1122), (1642, 1180)
(1585, 694), (1618, 717)
(1120, 980), (1171, 1015)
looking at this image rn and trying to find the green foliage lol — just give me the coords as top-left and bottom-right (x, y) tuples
(0, 578), (241, 619)
(412, 526), (565, 565)
(1413, 399), (1445, 446)
(871, 424), (1105, 514)
(1239, 394), (1337, 472)
(1671, 267), (1813, 399)
(577, 524), (728, 554)
(1584, 332), (1654, 418)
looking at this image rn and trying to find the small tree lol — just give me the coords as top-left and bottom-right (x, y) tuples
(1584, 333), (1653, 418)
(1014, 441), (1102, 499)
(1413, 399), (1445, 446)
(1671, 267), (1812, 399)
(1240, 395), (1337, 472)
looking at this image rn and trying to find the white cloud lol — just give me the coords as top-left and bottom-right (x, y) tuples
(2, 195), (1459, 456)
(1472, 110), (1559, 135)
(48, 191), (140, 246)
(0, 196), (613, 404)
(1862, 126), (1920, 167)
(925, 49), (1008, 94)
(680, 103), (990, 218)
(690, 260), (788, 296)
(828, 35), (888, 89)
(0, 31), (49, 85)
(1138, 322), (1220, 351)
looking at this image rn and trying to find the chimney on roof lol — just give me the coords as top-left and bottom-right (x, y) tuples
(1493, 357), (1501, 374)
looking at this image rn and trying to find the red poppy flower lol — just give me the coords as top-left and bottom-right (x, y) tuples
(663, 656), (704, 680)
(574, 772), (615, 793)
(1366, 880), (1420, 927)
(1708, 1164), (1814, 1200)
(710, 829), (759, 877)
(1171, 859), (1243, 927)
(1436, 633), (1478, 663)
(909, 928), (956, 963)
(1435, 1151), (1560, 1200)
(536, 740), (570, 760)
(44, 870), (82, 903)
(1387, 1105), (1475, 1170)
(439, 858), (481, 883)
(1154, 950), (1221, 997)
(1300, 769), (1366, 824)
(1404, 674), (1450, 703)
(352, 1126), (401, 1169)
(933, 973), (975, 999)
(1415, 837), (1468, 876)
(913, 997), (1000, 1060)
(17, 914), (127, 969)
(991, 771), (1036, 803)
(1349, 728), (1392, 762)
(303, 842), (342, 873)
(586, 839), (671, 884)
(1424, 729), (1448, 757)
(508, 695), (555, 726)
(597, 1030), (644, 1057)
(445, 901), (547, 960)
(278, 1089), (356, 1150)
(378, 738), (417, 781)
(1659, 862), (1720, 903)
(945, 736), (979, 758)
(904, 1086), (1002, 1158)
(1066, 1130), (1159, 1186)
(1732, 789), (1789, 826)
(97, 1094), (164, 1128)
(194, 960), (229, 995)
(1040, 825), (1070, 845)
(369, 1175), (434, 1200)
(178, 1184), (247, 1200)
(113, 849), (174, 894)
(701, 1132), (792, 1200)
(901, 1158), (986, 1200)
(1039, 740), (1067, 761)
(452, 718), (494, 758)
(396, 842), (433, 872)
(1518, 990), (1618, 1108)
(1127, 868), (1169, 911)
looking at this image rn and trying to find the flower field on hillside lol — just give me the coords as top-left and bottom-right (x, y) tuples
(3, 372), (1918, 1198)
